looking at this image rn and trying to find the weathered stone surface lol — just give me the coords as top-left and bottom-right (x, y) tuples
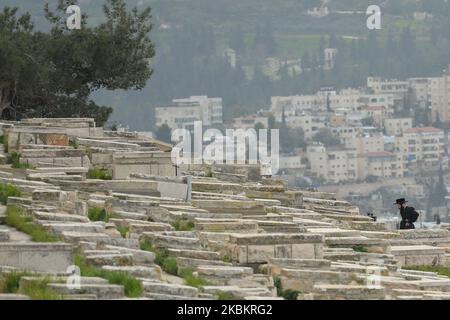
(0, 243), (73, 273)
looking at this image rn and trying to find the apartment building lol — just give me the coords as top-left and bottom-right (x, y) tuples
(345, 134), (384, 155)
(155, 96), (223, 129)
(383, 118), (413, 136)
(286, 113), (327, 139)
(429, 75), (450, 122)
(363, 105), (394, 126)
(306, 144), (358, 183)
(367, 77), (408, 105)
(395, 127), (445, 169)
(362, 151), (404, 179)
(233, 114), (269, 130)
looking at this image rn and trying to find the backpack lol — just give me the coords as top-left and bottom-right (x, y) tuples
(406, 207), (419, 223)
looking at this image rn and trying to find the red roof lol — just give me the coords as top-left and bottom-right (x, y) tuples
(404, 127), (442, 134)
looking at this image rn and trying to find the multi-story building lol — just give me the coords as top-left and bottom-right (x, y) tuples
(408, 77), (430, 108)
(363, 105), (394, 127)
(306, 144), (358, 183)
(428, 75), (450, 122)
(396, 127), (445, 169)
(285, 113), (327, 139)
(233, 113), (269, 130)
(345, 134), (385, 155)
(359, 151), (404, 179)
(155, 96), (223, 129)
(367, 77), (408, 107)
(383, 118), (413, 136)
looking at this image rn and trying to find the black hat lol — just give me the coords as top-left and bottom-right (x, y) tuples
(394, 198), (407, 205)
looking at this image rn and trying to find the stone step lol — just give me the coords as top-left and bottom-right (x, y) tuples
(142, 282), (198, 297)
(47, 283), (124, 299)
(101, 265), (161, 279)
(277, 269), (359, 292)
(202, 286), (274, 298)
(167, 248), (220, 261)
(0, 293), (30, 300)
(145, 292), (207, 300)
(176, 257), (232, 269)
(194, 221), (258, 233)
(40, 222), (105, 234)
(61, 231), (110, 243)
(312, 284), (386, 300)
(141, 233), (202, 250)
(114, 210), (149, 221)
(20, 276), (109, 287)
(197, 266), (254, 279)
(103, 245), (155, 264)
(34, 211), (89, 223)
(63, 294), (98, 300)
(85, 253), (134, 266)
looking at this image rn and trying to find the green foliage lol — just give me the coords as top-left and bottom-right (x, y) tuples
(0, 183), (21, 205)
(0, 133), (8, 153)
(5, 206), (58, 242)
(88, 207), (115, 222)
(87, 168), (112, 180)
(222, 255), (232, 263)
(139, 239), (155, 252)
(0, 272), (25, 293)
(9, 152), (32, 169)
(405, 266), (450, 278)
(140, 240), (179, 275)
(353, 246), (369, 253)
(117, 225), (129, 238)
(273, 276), (300, 300)
(179, 268), (208, 289)
(0, 0), (154, 124)
(20, 278), (63, 300)
(171, 219), (195, 231)
(74, 253), (143, 297)
(0, 272), (62, 300)
(217, 292), (241, 300)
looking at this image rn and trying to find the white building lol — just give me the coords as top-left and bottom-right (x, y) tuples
(155, 96), (223, 129)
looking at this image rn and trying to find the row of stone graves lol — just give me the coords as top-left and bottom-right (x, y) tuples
(1, 118), (450, 300)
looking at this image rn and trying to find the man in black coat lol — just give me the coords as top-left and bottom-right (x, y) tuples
(395, 198), (416, 230)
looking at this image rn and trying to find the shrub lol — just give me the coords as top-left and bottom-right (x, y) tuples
(0, 183), (21, 205)
(0, 272), (62, 300)
(171, 219), (195, 231)
(87, 168), (112, 180)
(20, 278), (63, 300)
(74, 253), (143, 297)
(222, 255), (232, 263)
(0, 133), (8, 153)
(0, 272), (25, 293)
(179, 268), (208, 289)
(273, 276), (300, 300)
(9, 152), (32, 169)
(88, 207), (116, 222)
(5, 206), (58, 242)
(353, 246), (369, 253)
(117, 225), (129, 238)
(140, 240), (179, 275)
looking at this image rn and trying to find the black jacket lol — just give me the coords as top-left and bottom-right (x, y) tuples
(399, 206), (416, 229)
